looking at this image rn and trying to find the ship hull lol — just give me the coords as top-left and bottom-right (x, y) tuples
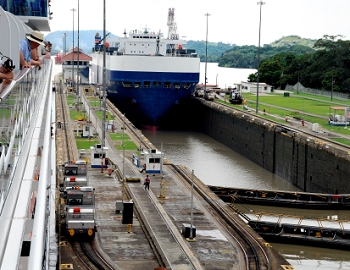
(90, 53), (200, 127)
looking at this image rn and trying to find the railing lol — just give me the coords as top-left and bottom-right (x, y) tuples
(0, 58), (54, 269)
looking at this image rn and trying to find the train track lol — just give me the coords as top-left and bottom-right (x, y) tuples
(168, 164), (271, 270)
(71, 240), (115, 270)
(56, 86), (120, 270)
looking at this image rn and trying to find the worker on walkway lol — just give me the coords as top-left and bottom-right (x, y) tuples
(144, 175), (151, 190)
(140, 163), (146, 173)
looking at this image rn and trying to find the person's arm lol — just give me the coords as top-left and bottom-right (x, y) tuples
(30, 48), (42, 70)
(19, 51), (31, 69)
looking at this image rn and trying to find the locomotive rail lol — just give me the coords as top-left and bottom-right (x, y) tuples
(56, 84), (119, 270)
(71, 240), (115, 270)
(168, 164), (271, 270)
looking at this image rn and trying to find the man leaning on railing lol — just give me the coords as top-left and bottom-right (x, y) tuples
(19, 30), (45, 70)
(0, 54), (15, 98)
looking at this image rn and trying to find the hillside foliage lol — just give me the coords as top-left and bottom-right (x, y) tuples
(46, 31), (350, 93)
(249, 35), (350, 93)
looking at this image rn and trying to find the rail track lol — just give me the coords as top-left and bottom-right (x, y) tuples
(168, 164), (271, 270)
(57, 90), (168, 269)
(71, 240), (115, 270)
(56, 85), (119, 270)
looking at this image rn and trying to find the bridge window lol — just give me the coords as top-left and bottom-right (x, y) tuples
(149, 158), (160, 163)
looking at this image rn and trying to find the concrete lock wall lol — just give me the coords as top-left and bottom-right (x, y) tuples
(190, 99), (350, 194)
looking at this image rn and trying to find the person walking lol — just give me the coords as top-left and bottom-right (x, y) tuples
(144, 175), (150, 190)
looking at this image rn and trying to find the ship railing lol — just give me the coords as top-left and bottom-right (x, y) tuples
(0, 58), (54, 269)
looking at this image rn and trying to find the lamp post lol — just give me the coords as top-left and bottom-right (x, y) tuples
(102, 0), (107, 149)
(204, 13), (210, 92)
(70, 8), (76, 89)
(77, 0), (80, 106)
(62, 33), (67, 54)
(256, 1), (265, 114)
(297, 64), (300, 94)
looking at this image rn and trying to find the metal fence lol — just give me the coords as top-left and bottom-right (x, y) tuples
(285, 83), (350, 100)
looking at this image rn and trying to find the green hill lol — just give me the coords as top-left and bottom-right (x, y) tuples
(269, 35), (317, 48)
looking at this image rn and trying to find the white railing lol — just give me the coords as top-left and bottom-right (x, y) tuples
(0, 58), (54, 269)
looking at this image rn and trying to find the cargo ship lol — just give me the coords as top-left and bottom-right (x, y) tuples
(89, 8), (200, 128)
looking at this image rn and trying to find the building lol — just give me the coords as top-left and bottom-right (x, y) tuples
(235, 81), (273, 93)
(61, 47), (92, 85)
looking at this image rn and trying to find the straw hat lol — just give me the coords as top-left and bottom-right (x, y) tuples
(26, 31), (45, 46)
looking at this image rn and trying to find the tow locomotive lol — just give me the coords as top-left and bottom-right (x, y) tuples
(62, 186), (96, 237)
(60, 161), (95, 237)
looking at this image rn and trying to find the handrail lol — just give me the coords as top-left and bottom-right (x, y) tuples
(0, 67), (34, 101)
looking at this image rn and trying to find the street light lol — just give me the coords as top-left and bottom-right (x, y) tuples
(70, 8), (76, 89)
(204, 13), (210, 92)
(62, 33), (67, 54)
(101, 0), (107, 149)
(256, 1), (265, 114)
(297, 64), (300, 94)
(77, 0), (80, 106)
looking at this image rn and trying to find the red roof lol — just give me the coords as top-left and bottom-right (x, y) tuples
(61, 48), (92, 61)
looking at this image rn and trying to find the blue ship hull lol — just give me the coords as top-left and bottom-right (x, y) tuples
(106, 70), (199, 126)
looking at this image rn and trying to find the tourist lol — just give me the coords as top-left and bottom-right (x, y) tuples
(19, 31), (45, 70)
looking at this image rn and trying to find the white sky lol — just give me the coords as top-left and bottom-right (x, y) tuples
(49, 0), (350, 46)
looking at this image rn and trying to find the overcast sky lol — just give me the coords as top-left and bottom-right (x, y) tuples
(49, 0), (350, 46)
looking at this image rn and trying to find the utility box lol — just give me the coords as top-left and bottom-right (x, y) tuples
(122, 201), (134, 224)
(182, 223), (196, 238)
(115, 200), (123, 214)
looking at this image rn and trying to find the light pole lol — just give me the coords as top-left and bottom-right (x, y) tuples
(297, 64), (300, 94)
(102, 0), (107, 149)
(204, 13), (210, 92)
(62, 33), (67, 54)
(256, 1), (265, 114)
(71, 8), (76, 89)
(77, 0), (80, 106)
(331, 75), (335, 101)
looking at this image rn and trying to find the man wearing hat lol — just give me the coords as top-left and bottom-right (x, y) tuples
(19, 30), (45, 70)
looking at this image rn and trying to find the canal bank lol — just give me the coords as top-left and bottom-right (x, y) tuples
(184, 98), (350, 194)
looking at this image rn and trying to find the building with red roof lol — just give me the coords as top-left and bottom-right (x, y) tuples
(61, 47), (92, 85)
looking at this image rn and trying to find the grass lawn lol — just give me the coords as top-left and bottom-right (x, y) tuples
(110, 133), (137, 150)
(70, 110), (88, 121)
(95, 110), (115, 121)
(217, 92), (350, 141)
(66, 94), (78, 106)
(76, 137), (100, 149)
(116, 141), (138, 151)
(87, 96), (103, 108)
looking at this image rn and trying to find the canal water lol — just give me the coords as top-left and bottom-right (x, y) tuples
(142, 129), (350, 270)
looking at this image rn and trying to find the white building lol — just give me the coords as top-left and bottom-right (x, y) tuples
(235, 81), (273, 93)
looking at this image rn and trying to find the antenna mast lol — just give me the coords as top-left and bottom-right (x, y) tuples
(167, 8), (179, 40)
